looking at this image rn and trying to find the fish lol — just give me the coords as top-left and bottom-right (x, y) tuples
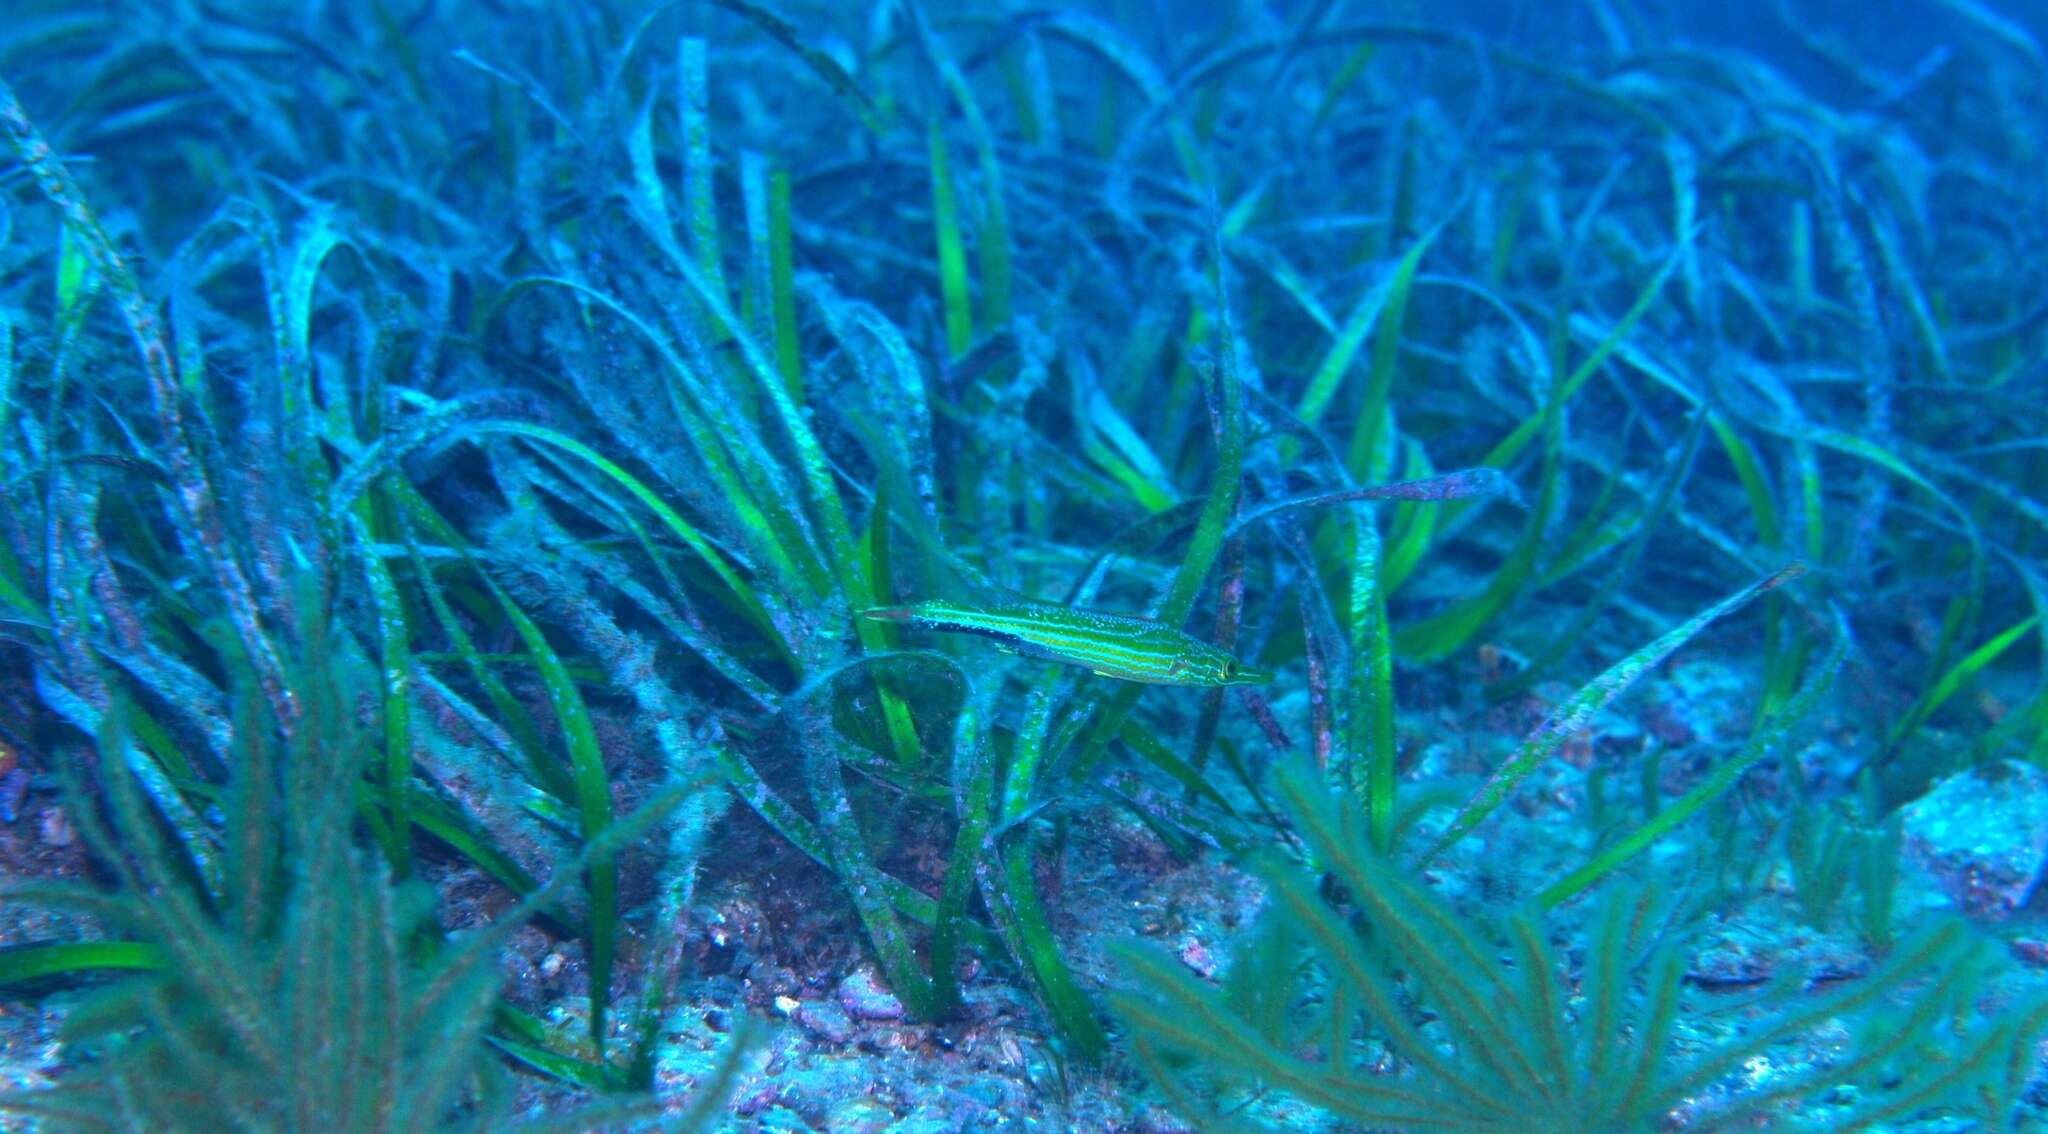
(860, 598), (1271, 687)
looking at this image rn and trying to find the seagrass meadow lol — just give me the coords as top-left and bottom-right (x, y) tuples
(1, 0), (2046, 1129)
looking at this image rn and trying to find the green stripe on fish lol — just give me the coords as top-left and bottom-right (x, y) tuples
(861, 599), (1271, 687)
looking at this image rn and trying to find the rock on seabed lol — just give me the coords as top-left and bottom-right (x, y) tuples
(836, 968), (906, 1022)
(1901, 759), (2048, 921)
